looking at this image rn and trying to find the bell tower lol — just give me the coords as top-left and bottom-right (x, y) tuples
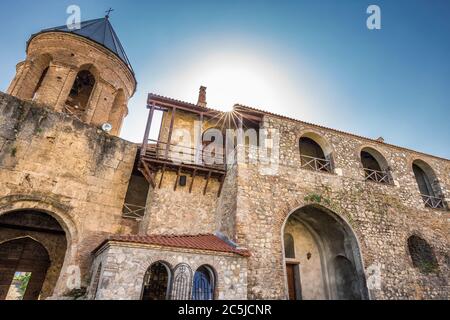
(7, 16), (136, 136)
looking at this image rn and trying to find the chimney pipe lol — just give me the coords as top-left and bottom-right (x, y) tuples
(197, 86), (207, 108)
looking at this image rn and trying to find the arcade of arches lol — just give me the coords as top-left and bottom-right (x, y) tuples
(0, 211), (67, 300)
(283, 205), (369, 300)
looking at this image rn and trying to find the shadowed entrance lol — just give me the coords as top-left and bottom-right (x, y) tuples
(0, 238), (50, 300)
(0, 210), (67, 300)
(283, 205), (369, 300)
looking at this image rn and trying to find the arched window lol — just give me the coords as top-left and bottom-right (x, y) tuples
(361, 147), (391, 184)
(171, 263), (193, 300)
(284, 233), (296, 259)
(192, 266), (215, 300)
(142, 261), (171, 300)
(412, 160), (445, 209)
(32, 66), (49, 101)
(407, 235), (438, 274)
(299, 134), (333, 173)
(64, 69), (96, 120)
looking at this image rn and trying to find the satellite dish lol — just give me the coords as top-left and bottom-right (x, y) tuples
(102, 123), (113, 133)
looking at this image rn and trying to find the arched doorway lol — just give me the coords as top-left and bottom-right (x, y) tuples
(141, 261), (171, 300)
(0, 210), (68, 300)
(283, 205), (368, 300)
(192, 265), (216, 300)
(0, 238), (50, 300)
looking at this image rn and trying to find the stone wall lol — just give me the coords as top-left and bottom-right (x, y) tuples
(0, 92), (137, 297)
(141, 171), (221, 235)
(234, 115), (449, 300)
(90, 242), (248, 300)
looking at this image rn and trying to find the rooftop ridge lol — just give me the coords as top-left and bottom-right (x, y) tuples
(148, 93), (449, 162)
(28, 17), (134, 75)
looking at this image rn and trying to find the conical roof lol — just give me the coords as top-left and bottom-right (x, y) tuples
(29, 16), (134, 74)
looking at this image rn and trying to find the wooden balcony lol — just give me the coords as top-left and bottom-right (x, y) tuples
(139, 140), (227, 196)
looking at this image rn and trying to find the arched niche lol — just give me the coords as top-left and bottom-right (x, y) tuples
(360, 147), (391, 184)
(412, 159), (445, 209)
(141, 261), (172, 300)
(0, 210), (68, 300)
(64, 64), (98, 120)
(282, 205), (369, 300)
(299, 132), (333, 173)
(192, 265), (216, 300)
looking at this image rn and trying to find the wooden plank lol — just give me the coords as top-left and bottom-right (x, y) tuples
(165, 107), (177, 159)
(195, 113), (204, 165)
(174, 166), (182, 191)
(141, 161), (156, 188)
(141, 103), (155, 157)
(159, 164), (166, 189)
(203, 171), (212, 195)
(141, 157), (226, 174)
(189, 169), (197, 193)
(217, 174), (226, 197)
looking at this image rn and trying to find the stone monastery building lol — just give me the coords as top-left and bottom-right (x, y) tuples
(0, 16), (448, 300)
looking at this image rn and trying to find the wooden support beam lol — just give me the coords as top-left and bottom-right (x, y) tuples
(189, 169), (197, 193)
(140, 157), (226, 175)
(218, 174), (226, 197)
(165, 107), (177, 159)
(141, 161), (156, 188)
(174, 166), (182, 191)
(203, 171), (212, 195)
(159, 164), (166, 189)
(141, 103), (156, 157)
(195, 113), (204, 165)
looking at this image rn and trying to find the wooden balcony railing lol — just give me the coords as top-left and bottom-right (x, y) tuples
(300, 155), (333, 173)
(364, 168), (392, 184)
(122, 203), (146, 220)
(421, 194), (446, 209)
(142, 139), (226, 172)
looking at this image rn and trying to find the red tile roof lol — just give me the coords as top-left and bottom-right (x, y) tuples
(96, 234), (250, 257)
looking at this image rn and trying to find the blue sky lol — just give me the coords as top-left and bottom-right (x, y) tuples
(0, 0), (449, 158)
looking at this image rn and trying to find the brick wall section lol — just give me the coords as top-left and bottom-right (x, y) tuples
(0, 92), (137, 296)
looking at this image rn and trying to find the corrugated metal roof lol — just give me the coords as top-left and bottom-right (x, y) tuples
(29, 16), (134, 74)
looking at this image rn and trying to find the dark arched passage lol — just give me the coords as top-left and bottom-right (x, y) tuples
(0, 210), (67, 300)
(283, 205), (369, 300)
(141, 261), (171, 300)
(0, 238), (50, 300)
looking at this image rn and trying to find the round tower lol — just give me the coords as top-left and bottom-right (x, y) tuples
(7, 16), (137, 136)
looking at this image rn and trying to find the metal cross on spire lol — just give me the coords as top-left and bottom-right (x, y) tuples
(105, 8), (114, 18)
